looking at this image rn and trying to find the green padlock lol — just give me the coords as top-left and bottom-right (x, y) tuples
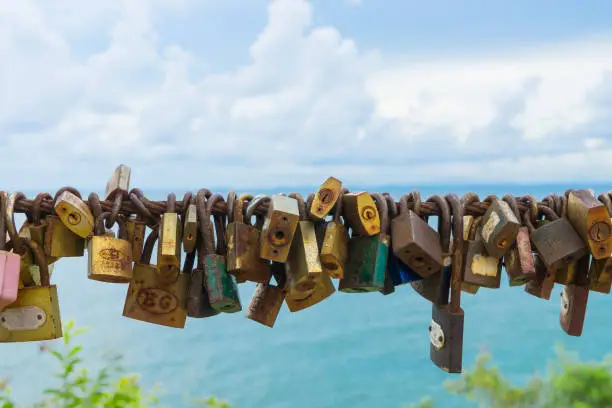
(202, 194), (242, 313)
(339, 193), (389, 293)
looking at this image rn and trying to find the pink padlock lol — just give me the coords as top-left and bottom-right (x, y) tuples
(0, 192), (21, 310)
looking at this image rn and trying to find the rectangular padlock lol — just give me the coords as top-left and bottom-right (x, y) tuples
(44, 215), (85, 258)
(285, 221), (323, 297)
(480, 199), (520, 258)
(286, 271), (335, 312)
(462, 238), (502, 289)
(260, 195), (300, 262)
(530, 217), (588, 271)
(309, 177), (342, 220)
(525, 254), (556, 300)
(342, 192), (381, 237)
(567, 190), (612, 260)
(559, 253), (590, 337)
(588, 257), (612, 293)
(503, 227), (536, 286)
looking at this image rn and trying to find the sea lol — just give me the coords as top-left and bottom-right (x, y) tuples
(2, 184), (612, 408)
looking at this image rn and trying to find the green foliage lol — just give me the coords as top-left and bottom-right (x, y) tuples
(0, 320), (233, 408)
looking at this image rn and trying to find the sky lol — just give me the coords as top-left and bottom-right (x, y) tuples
(2, 0), (612, 190)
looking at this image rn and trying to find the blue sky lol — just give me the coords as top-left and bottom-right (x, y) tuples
(2, 0), (612, 190)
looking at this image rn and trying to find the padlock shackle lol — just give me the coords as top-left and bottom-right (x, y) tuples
(206, 193), (227, 255)
(445, 193), (464, 312)
(371, 193), (388, 234)
(105, 193), (123, 230)
(522, 195), (539, 224)
(384, 193), (397, 221)
(226, 191), (237, 224)
(523, 211), (536, 234)
(22, 237), (50, 287)
(53, 186), (81, 202)
(332, 188), (347, 223)
(598, 193), (612, 215)
(468, 216), (482, 241)
(246, 195), (270, 227)
(4, 192), (26, 255)
(236, 193), (253, 225)
(180, 191), (193, 221)
(288, 193), (306, 221)
(196, 191), (215, 258)
(32, 192), (52, 226)
(88, 192), (104, 230)
(539, 204), (559, 221)
(426, 195), (451, 255)
(140, 226), (159, 265)
(501, 194), (520, 220)
(94, 212), (128, 239)
(166, 193), (177, 214)
(128, 189), (156, 226)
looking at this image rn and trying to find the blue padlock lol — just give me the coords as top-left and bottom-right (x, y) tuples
(388, 251), (423, 286)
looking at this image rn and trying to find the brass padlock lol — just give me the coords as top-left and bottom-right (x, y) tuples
(462, 216), (502, 289)
(430, 194), (464, 374)
(158, 193), (182, 280)
(411, 195), (452, 303)
(104, 164), (131, 200)
(125, 214), (147, 262)
(286, 271), (335, 312)
(309, 177), (343, 220)
(285, 193), (323, 299)
(391, 193), (443, 278)
(319, 190), (349, 279)
(260, 194), (300, 262)
(588, 256), (612, 293)
(529, 205), (588, 271)
(342, 191), (381, 237)
(567, 189), (612, 259)
(44, 214), (85, 258)
(459, 194), (479, 294)
(0, 238), (62, 342)
(226, 192), (269, 283)
(245, 262), (285, 327)
(87, 212), (133, 283)
(339, 193), (389, 293)
(123, 227), (189, 328)
(182, 195), (198, 254)
(560, 253), (589, 337)
(202, 194), (241, 313)
(525, 253), (556, 300)
(54, 190), (95, 238)
(18, 193), (56, 263)
(479, 196), (520, 258)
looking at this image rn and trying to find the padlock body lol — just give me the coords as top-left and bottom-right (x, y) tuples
(531, 218), (588, 270)
(105, 164), (131, 200)
(461, 282), (480, 294)
(560, 284), (589, 336)
(503, 227), (536, 286)
(567, 191), (612, 260)
(54, 191), (95, 238)
(430, 304), (464, 374)
(186, 268), (219, 318)
(0, 251), (20, 309)
(245, 283), (285, 327)
(226, 222), (269, 283)
(285, 221), (323, 297)
(310, 177), (342, 220)
(125, 219), (146, 262)
(158, 213), (182, 276)
(122, 263), (188, 328)
(204, 254), (241, 313)
(462, 239), (501, 288)
(320, 221), (348, 279)
(343, 192), (381, 236)
(0, 285), (62, 342)
(286, 272), (335, 312)
(339, 234), (388, 293)
(480, 200), (520, 258)
(87, 236), (133, 283)
(411, 263), (452, 304)
(391, 211), (443, 278)
(589, 257), (612, 293)
(260, 195), (300, 262)
(19, 221), (49, 256)
(44, 215), (84, 258)
(525, 254), (556, 300)
(387, 251), (423, 286)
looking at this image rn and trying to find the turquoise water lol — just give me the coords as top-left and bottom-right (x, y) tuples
(3, 185), (612, 408)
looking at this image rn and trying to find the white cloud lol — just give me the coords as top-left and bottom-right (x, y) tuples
(1, 0), (612, 191)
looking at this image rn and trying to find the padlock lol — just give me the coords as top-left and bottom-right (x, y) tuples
(342, 191), (381, 237)
(588, 256), (612, 293)
(499, 195), (536, 286)
(339, 193), (388, 293)
(479, 196), (520, 258)
(459, 194), (481, 294)
(226, 192), (269, 283)
(260, 194), (300, 262)
(245, 262), (285, 327)
(182, 196), (198, 254)
(123, 227), (189, 328)
(430, 194), (464, 374)
(319, 190), (349, 279)
(286, 271), (335, 312)
(157, 193), (182, 280)
(54, 190), (95, 238)
(104, 164), (131, 200)
(87, 212), (133, 283)
(391, 194), (443, 278)
(202, 194), (241, 313)
(309, 177), (343, 220)
(0, 238), (62, 342)
(567, 189), (612, 259)
(411, 195), (452, 304)
(125, 215), (147, 262)
(285, 193), (323, 299)
(560, 253), (589, 337)
(529, 205), (588, 271)
(525, 253), (556, 300)
(0, 192), (19, 310)
(18, 193), (55, 261)
(44, 215), (85, 258)
(462, 216), (502, 289)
